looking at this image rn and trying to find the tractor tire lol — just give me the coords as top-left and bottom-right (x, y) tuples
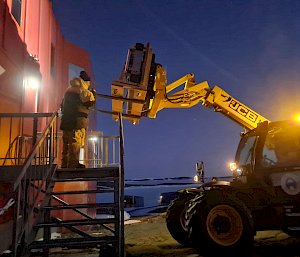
(166, 193), (195, 246)
(186, 190), (254, 256)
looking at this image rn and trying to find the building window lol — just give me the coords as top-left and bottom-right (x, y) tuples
(12, 0), (22, 25)
(50, 44), (55, 77)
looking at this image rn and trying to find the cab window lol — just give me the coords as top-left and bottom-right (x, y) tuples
(235, 135), (257, 174)
(261, 125), (300, 168)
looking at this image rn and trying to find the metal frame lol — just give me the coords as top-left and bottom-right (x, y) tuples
(0, 112), (125, 256)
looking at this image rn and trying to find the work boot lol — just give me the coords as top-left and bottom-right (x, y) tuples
(69, 142), (81, 168)
(61, 136), (69, 168)
(76, 163), (86, 169)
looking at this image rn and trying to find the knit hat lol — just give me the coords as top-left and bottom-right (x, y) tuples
(79, 70), (91, 81)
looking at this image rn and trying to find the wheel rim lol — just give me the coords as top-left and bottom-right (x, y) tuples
(180, 204), (188, 232)
(206, 204), (243, 246)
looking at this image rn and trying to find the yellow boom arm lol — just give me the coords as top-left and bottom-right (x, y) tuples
(111, 43), (269, 130)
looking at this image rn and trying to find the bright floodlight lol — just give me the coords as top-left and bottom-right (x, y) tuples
(292, 114), (300, 122)
(89, 136), (98, 141)
(24, 76), (40, 90)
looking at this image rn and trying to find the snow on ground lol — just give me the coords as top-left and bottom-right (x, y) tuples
(45, 213), (300, 257)
(125, 214), (300, 257)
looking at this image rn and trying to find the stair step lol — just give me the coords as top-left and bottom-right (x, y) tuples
(56, 166), (119, 172)
(44, 203), (117, 210)
(29, 236), (118, 249)
(51, 189), (115, 195)
(54, 167), (120, 181)
(285, 212), (300, 217)
(35, 218), (118, 228)
(52, 177), (119, 182)
(50, 217), (94, 239)
(287, 226), (300, 230)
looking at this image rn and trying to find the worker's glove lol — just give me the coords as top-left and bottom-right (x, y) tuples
(90, 88), (96, 97)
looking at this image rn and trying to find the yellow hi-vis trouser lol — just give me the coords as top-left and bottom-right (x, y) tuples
(61, 128), (85, 168)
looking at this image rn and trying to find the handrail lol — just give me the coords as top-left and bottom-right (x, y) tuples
(13, 111), (58, 190)
(0, 113), (54, 166)
(3, 136), (23, 166)
(0, 113), (53, 118)
(10, 111), (59, 256)
(86, 133), (121, 168)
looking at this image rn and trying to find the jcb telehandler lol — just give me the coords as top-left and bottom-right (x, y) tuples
(111, 43), (300, 256)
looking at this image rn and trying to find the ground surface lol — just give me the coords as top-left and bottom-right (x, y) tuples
(125, 214), (300, 257)
(47, 213), (300, 257)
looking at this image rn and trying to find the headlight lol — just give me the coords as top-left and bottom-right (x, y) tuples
(229, 162), (237, 171)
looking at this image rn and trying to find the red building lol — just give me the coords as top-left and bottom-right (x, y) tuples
(0, 0), (93, 114)
(0, 0), (97, 247)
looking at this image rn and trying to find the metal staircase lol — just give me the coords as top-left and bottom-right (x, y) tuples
(30, 165), (124, 257)
(0, 112), (125, 257)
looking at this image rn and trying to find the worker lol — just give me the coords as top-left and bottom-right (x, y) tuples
(60, 70), (96, 168)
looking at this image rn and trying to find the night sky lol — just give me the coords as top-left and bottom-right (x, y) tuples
(52, 0), (300, 179)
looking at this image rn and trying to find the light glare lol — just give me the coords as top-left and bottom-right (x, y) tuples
(194, 175), (199, 182)
(292, 113), (300, 122)
(229, 162), (237, 171)
(24, 77), (40, 89)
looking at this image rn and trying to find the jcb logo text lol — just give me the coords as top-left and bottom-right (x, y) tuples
(229, 100), (257, 123)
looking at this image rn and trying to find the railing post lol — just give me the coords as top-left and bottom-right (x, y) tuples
(105, 137), (108, 166)
(48, 125), (53, 165)
(118, 112), (125, 257)
(11, 187), (20, 257)
(32, 116), (38, 147)
(43, 176), (51, 257)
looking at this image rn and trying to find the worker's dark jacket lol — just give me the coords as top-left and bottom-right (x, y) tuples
(60, 78), (95, 131)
